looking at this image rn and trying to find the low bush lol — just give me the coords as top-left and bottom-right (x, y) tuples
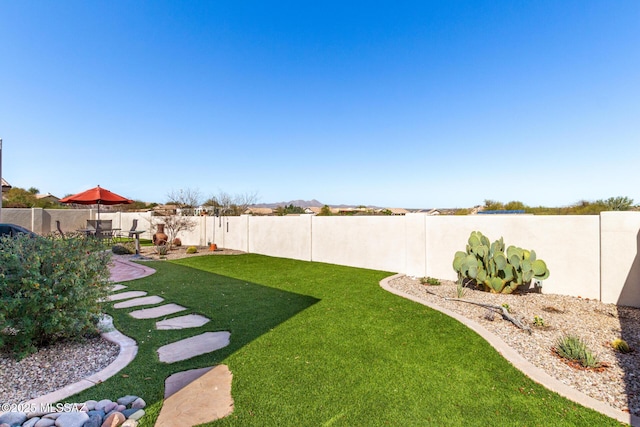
(112, 242), (135, 255)
(186, 246), (198, 254)
(0, 234), (111, 360)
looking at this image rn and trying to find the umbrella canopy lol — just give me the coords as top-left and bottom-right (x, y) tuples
(60, 185), (133, 219)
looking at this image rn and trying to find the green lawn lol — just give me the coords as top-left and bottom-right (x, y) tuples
(70, 254), (624, 426)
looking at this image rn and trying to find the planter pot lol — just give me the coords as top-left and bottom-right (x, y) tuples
(209, 243), (218, 251)
(153, 224), (168, 246)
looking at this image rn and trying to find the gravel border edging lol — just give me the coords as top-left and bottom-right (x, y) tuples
(379, 273), (639, 427)
(19, 329), (138, 409)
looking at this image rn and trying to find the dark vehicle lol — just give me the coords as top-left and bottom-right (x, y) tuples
(0, 223), (38, 237)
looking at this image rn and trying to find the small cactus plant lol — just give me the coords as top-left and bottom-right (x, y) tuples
(420, 277), (441, 286)
(611, 338), (631, 353)
(186, 246), (198, 254)
(533, 315), (545, 327)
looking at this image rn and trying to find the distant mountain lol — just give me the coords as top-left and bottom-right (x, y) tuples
(251, 199), (386, 209)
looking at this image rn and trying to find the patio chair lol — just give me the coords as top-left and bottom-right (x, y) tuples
(128, 219), (138, 238)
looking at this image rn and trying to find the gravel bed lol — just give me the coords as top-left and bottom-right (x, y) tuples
(0, 336), (119, 404)
(389, 275), (640, 417)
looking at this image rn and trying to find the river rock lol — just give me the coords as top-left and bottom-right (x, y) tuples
(34, 418), (56, 427)
(127, 410), (144, 421)
(24, 417), (41, 427)
(130, 398), (145, 410)
(87, 410), (105, 420)
(101, 411), (125, 427)
(83, 400), (98, 411)
(54, 411), (89, 427)
(82, 413), (102, 427)
(115, 396), (138, 407)
(121, 420), (138, 427)
(94, 400), (112, 412)
(0, 412), (27, 425)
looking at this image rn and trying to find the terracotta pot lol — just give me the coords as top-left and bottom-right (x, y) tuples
(153, 224), (168, 246)
(209, 243), (218, 251)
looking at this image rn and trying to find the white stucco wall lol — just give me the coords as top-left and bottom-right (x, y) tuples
(7, 208), (637, 307)
(249, 215), (312, 261)
(311, 216), (407, 272)
(422, 215), (602, 300)
(600, 212), (640, 306)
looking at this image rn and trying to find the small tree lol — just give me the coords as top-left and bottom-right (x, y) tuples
(204, 190), (259, 216)
(150, 188), (201, 248)
(318, 205), (333, 216)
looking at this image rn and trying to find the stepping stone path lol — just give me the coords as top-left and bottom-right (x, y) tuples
(105, 260), (234, 425)
(106, 291), (147, 301)
(113, 295), (164, 308)
(157, 331), (231, 363)
(128, 303), (187, 319)
(156, 314), (210, 330)
(155, 365), (234, 427)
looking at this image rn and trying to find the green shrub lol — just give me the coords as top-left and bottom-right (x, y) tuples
(0, 234), (111, 360)
(452, 231), (550, 294)
(554, 335), (601, 368)
(112, 242), (135, 255)
(186, 246), (198, 254)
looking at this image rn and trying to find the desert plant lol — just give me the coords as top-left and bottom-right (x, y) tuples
(611, 338), (632, 353)
(533, 315), (545, 327)
(554, 335), (601, 368)
(452, 231), (550, 294)
(0, 234), (111, 359)
(156, 245), (169, 256)
(420, 277), (441, 286)
(186, 246), (198, 254)
(501, 303), (511, 313)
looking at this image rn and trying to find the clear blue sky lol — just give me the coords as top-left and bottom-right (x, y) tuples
(1, 1), (638, 208)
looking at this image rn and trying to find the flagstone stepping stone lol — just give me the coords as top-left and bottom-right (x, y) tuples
(157, 331), (231, 363)
(155, 365), (233, 426)
(114, 296), (164, 309)
(111, 284), (127, 292)
(155, 314), (211, 330)
(107, 291), (147, 301)
(163, 367), (213, 398)
(129, 304), (186, 319)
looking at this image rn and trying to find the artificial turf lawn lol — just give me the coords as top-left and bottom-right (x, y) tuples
(69, 254), (624, 426)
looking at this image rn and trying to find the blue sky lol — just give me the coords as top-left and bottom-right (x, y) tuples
(1, 1), (638, 208)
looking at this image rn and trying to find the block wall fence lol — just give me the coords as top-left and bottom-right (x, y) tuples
(5, 208), (640, 307)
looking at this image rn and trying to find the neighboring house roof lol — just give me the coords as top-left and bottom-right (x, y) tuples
(306, 207), (322, 214)
(1, 178), (11, 191)
(244, 207), (274, 215)
(35, 193), (60, 203)
(386, 208), (408, 215)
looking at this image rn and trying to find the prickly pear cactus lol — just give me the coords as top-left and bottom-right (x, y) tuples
(452, 231), (550, 294)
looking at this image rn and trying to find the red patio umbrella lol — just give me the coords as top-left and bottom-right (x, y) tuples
(60, 185), (133, 219)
